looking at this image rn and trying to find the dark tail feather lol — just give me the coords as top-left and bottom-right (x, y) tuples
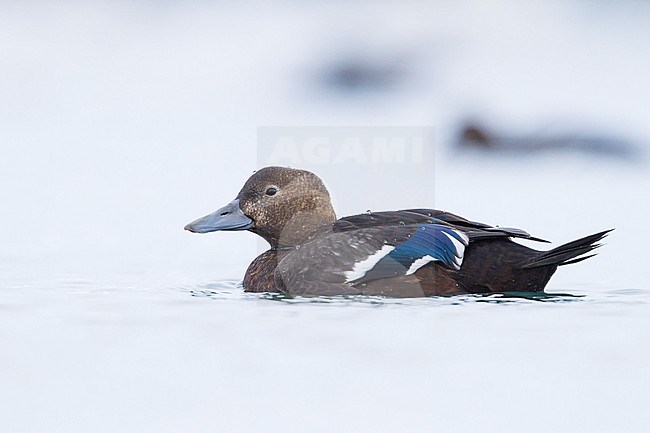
(523, 229), (613, 269)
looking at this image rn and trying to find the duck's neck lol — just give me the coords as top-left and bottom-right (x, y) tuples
(257, 202), (336, 249)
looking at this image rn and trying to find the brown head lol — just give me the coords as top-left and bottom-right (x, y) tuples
(184, 167), (337, 248)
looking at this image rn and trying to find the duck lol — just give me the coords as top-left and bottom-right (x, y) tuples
(185, 166), (611, 297)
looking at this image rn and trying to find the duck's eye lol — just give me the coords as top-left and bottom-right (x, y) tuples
(265, 187), (278, 196)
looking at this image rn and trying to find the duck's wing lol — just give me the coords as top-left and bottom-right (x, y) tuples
(275, 223), (471, 295)
(334, 209), (549, 243)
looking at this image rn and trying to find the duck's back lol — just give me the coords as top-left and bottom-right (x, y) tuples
(249, 209), (607, 297)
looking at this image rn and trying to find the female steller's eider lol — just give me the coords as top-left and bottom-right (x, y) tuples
(185, 167), (611, 297)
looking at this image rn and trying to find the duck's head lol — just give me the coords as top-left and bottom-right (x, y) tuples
(184, 167), (336, 248)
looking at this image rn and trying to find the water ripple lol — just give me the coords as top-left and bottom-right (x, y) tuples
(178, 280), (645, 309)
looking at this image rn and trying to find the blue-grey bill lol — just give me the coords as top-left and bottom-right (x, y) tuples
(184, 199), (253, 233)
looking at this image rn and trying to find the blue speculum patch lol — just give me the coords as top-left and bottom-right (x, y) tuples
(387, 224), (465, 270)
(352, 224), (467, 283)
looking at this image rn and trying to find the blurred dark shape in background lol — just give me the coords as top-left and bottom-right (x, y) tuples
(319, 54), (407, 93)
(457, 120), (642, 160)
